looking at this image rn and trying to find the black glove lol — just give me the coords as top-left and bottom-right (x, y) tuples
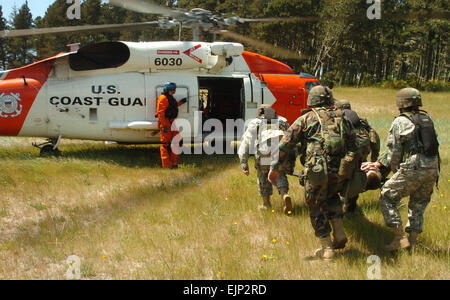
(179, 98), (187, 105)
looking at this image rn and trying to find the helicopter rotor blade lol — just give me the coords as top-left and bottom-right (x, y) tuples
(237, 16), (320, 23)
(216, 30), (302, 60)
(0, 22), (160, 38)
(109, 0), (180, 17)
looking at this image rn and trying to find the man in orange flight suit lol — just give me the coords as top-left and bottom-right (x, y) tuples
(156, 82), (187, 168)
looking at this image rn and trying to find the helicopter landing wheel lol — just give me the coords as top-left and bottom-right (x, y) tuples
(40, 145), (61, 157)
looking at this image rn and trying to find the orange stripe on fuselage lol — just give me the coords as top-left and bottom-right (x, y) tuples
(0, 59), (54, 136)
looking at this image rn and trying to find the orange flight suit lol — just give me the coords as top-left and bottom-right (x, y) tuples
(156, 93), (183, 168)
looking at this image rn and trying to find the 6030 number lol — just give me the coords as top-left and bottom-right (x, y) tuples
(154, 57), (183, 66)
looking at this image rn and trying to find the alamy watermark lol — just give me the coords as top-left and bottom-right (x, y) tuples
(66, 0), (81, 20)
(367, 0), (381, 20)
(66, 255), (81, 280)
(168, 112), (281, 166)
(367, 255), (381, 279)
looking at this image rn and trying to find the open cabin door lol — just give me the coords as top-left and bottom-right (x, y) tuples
(146, 75), (197, 141)
(198, 76), (245, 143)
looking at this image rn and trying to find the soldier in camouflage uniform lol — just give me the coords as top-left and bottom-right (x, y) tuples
(238, 104), (293, 215)
(335, 99), (381, 212)
(336, 100), (380, 163)
(268, 86), (358, 260)
(373, 88), (440, 251)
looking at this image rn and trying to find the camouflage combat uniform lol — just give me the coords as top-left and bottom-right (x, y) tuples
(379, 113), (439, 233)
(239, 116), (291, 197)
(271, 107), (357, 238)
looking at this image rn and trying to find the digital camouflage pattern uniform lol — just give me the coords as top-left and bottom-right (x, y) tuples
(239, 116), (291, 197)
(271, 106), (357, 238)
(378, 112), (439, 234)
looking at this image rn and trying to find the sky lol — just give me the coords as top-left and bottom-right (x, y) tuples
(0, 0), (54, 19)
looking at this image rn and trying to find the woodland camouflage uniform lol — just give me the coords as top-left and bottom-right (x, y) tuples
(378, 88), (440, 250)
(271, 86), (358, 259)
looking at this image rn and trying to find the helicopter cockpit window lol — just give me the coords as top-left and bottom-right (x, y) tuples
(69, 42), (130, 71)
(305, 81), (319, 92)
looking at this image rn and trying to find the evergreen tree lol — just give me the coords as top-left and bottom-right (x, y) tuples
(7, 1), (34, 68)
(0, 5), (7, 70)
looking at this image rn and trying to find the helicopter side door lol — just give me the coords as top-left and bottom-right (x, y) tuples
(146, 74), (198, 142)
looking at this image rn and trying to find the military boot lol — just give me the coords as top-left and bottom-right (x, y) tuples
(331, 219), (348, 249)
(408, 231), (419, 248)
(282, 194), (293, 216)
(314, 236), (335, 260)
(385, 226), (410, 251)
(258, 196), (272, 210)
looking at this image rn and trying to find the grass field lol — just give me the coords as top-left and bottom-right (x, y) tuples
(0, 87), (448, 279)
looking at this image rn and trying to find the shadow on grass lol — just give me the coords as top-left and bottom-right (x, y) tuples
(3, 143), (240, 169)
(292, 198), (405, 264)
(342, 207), (402, 263)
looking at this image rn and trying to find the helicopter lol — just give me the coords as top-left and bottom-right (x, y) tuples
(0, 0), (320, 156)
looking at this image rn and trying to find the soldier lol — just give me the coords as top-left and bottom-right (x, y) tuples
(238, 104), (293, 215)
(372, 88), (440, 251)
(268, 86), (358, 260)
(335, 99), (381, 212)
(336, 99), (380, 163)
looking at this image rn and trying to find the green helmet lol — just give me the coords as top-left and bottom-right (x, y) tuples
(307, 85), (333, 107)
(396, 88), (422, 109)
(336, 99), (351, 110)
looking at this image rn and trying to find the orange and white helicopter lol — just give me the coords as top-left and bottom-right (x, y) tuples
(0, 0), (320, 155)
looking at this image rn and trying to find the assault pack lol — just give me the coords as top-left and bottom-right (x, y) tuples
(310, 108), (347, 158)
(304, 108), (350, 186)
(255, 118), (288, 170)
(342, 109), (379, 161)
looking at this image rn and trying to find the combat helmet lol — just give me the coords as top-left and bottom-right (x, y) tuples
(336, 99), (351, 110)
(396, 88), (422, 109)
(257, 104), (277, 120)
(307, 85), (334, 107)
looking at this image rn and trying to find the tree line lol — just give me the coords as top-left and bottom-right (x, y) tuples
(0, 0), (448, 91)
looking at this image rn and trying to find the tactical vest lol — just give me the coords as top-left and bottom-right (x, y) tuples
(164, 93), (179, 120)
(400, 110), (439, 158)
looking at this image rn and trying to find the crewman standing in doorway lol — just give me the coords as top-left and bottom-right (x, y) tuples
(156, 82), (187, 168)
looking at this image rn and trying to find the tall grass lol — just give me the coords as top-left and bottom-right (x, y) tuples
(0, 88), (448, 279)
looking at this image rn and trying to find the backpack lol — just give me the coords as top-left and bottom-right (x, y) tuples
(256, 119), (286, 169)
(401, 110), (439, 157)
(343, 109), (371, 150)
(311, 108), (347, 158)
